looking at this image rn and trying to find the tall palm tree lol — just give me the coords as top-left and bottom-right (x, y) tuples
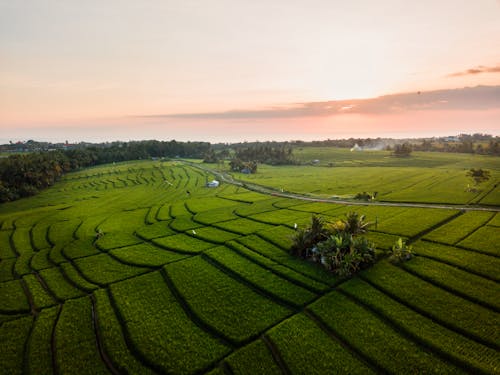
(343, 212), (371, 236)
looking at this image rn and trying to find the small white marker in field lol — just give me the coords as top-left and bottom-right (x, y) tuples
(294, 223), (297, 229)
(192, 230), (196, 235)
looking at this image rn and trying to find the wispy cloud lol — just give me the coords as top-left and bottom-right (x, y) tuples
(137, 86), (500, 120)
(448, 64), (500, 77)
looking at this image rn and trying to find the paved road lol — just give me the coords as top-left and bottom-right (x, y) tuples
(185, 161), (500, 213)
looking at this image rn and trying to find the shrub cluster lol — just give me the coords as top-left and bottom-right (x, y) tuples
(290, 213), (375, 277)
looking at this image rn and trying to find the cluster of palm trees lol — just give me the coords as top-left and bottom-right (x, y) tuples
(290, 212), (375, 277)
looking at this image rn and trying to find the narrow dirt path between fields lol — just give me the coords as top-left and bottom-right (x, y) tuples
(184, 162), (500, 212)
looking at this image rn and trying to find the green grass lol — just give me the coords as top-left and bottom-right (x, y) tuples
(401, 256), (500, 311)
(413, 241), (500, 281)
(74, 253), (150, 286)
(187, 226), (241, 244)
(63, 238), (100, 259)
(237, 235), (337, 286)
(11, 226), (34, 255)
(225, 339), (281, 375)
(55, 297), (111, 375)
(14, 252), (34, 276)
(31, 219), (53, 251)
(23, 273), (56, 309)
(48, 219), (81, 247)
(194, 206), (239, 225)
(170, 201), (192, 217)
(233, 198), (281, 216)
(95, 233), (143, 251)
(286, 201), (341, 213)
(110, 271), (230, 373)
(226, 240), (329, 293)
(375, 208), (457, 237)
(267, 313), (374, 374)
(0, 230), (17, 258)
(0, 315), (33, 375)
(39, 267), (86, 300)
(156, 203), (172, 220)
(309, 290), (462, 373)
(205, 246), (317, 306)
(340, 278), (500, 374)
(457, 224), (500, 256)
(30, 248), (53, 270)
(249, 209), (313, 228)
(169, 215), (205, 231)
(361, 260), (500, 349)
(0, 279), (30, 313)
(0, 257), (16, 282)
(235, 148), (500, 205)
(213, 217), (274, 235)
(424, 211), (493, 244)
(93, 289), (156, 375)
(487, 212), (500, 227)
(166, 256), (291, 343)
(135, 221), (176, 240)
(109, 243), (188, 267)
(152, 233), (217, 253)
(60, 262), (99, 292)
(364, 231), (405, 250)
(256, 225), (295, 250)
(28, 306), (58, 375)
(186, 197), (239, 213)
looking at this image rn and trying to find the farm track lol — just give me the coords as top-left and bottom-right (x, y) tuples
(1, 159), (499, 374)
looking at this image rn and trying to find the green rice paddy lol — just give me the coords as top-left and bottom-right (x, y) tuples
(0, 150), (499, 374)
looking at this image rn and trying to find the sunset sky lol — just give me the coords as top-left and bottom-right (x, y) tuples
(1, 0), (499, 143)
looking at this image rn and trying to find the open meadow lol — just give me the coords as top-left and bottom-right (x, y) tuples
(236, 148), (500, 205)
(0, 150), (499, 374)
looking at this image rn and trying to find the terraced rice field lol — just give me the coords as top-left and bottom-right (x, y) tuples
(0, 157), (499, 374)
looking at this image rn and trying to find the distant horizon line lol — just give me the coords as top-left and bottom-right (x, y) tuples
(2, 132), (498, 147)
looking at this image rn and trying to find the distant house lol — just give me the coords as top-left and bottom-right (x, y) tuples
(350, 143), (362, 152)
(241, 168), (252, 174)
(207, 180), (220, 188)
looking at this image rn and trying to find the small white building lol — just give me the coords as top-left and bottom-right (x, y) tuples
(350, 143), (362, 152)
(207, 180), (220, 188)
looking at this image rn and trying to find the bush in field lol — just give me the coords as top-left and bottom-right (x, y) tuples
(354, 192), (371, 201)
(291, 213), (375, 277)
(466, 168), (490, 192)
(389, 237), (413, 262)
(354, 191), (377, 201)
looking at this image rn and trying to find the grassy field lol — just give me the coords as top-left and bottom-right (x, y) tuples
(231, 148), (500, 205)
(0, 151), (499, 374)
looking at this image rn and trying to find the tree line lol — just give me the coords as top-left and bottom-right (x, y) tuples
(0, 140), (210, 203)
(204, 144), (296, 173)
